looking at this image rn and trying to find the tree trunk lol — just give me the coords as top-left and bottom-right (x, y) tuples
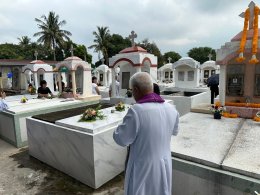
(52, 39), (56, 61)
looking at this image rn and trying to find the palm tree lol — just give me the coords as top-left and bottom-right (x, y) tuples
(34, 11), (72, 61)
(17, 36), (31, 46)
(89, 26), (110, 65)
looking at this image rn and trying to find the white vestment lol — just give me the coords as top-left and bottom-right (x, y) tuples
(113, 102), (179, 195)
(0, 99), (9, 111)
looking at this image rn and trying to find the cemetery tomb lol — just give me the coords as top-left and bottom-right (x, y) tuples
(22, 60), (54, 92)
(173, 57), (200, 88)
(0, 96), (99, 147)
(94, 64), (112, 87)
(55, 56), (100, 101)
(217, 1), (260, 118)
(109, 31), (157, 98)
(158, 63), (174, 83)
(27, 104), (128, 189)
(200, 60), (220, 84)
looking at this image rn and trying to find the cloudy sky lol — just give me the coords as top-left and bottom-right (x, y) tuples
(0, 0), (253, 62)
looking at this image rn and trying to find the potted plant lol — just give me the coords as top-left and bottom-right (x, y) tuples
(126, 89), (132, 98)
(210, 105), (224, 119)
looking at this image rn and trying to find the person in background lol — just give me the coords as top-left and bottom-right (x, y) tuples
(0, 89), (9, 111)
(153, 83), (160, 95)
(109, 76), (120, 97)
(92, 76), (100, 95)
(208, 83), (219, 104)
(113, 72), (179, 195)
(37, 80), (54, 98)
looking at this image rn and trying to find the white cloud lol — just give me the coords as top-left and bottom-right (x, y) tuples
(0, 0), (254, 61)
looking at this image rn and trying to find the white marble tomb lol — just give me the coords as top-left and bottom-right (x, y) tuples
(27, 106), (129, 189)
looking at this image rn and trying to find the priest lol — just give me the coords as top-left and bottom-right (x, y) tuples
(113, 72), (179, 195)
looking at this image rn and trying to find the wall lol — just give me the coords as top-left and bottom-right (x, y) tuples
(172, 157), (260, 195)
(174, 66), (200, 88)
(225, 54), (260, 103)
(161, 90), (210, 116)
(119, 63), (137, 96)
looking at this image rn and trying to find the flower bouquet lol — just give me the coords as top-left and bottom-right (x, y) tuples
(79, 105), (105, 122)
(28, 87), (36, 95)
(20, 96), (28, 103)
(210, 105), (224, 119)
(253, 111), (260, 122)
(115, 102), (125, 112)
(126, 89), (132, 98)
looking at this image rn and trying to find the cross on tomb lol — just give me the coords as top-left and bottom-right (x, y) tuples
(208, 53), (213, 61)
(239, 1), (260, 29)
(168, 57), (172, 63)
(34, 51), (38, 61)
(70, 44), (75, 57)
(101, 58), (105, 64)
(129, 31), (137, 47)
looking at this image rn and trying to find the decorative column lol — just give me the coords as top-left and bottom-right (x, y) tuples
(111, 68), (116, 97)
(71, 70), (77, 96)
(103, 71), (107, 86)
(219, 64), (226, 106)
(34, 72), (38, 89)
(83, 69), (92, 96)
(58, 72), (62, 93)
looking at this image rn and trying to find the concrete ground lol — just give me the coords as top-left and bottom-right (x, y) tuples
(0, 139), (124, 195)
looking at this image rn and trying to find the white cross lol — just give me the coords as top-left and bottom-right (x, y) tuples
(208, 53), (213, 61)
(239, 1), (260, 29)
(101, 58), (105, 64)
(34, 51), (38, 61)
(168, 57), (172, 63)
(129, 31), (137, 47)
(70, 44), (74, 56)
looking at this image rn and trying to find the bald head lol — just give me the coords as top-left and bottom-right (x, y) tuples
(130, 72), (153, 101)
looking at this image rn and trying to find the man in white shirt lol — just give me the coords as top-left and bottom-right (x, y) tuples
(109, 76), (120, 97)
(92, 76), (100, 95)
(113, 72), (179, 195)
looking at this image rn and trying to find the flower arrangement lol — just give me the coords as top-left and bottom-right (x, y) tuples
(79, 105), (105, 122)
(28, 87), (36, 95)
(249, 6), (260, 64)
(223, 113), (238, 118)
(236, 8), (249, 63)
(210, 105), (224, 114)
(236, 5), (260, 64)
(210, 104), (225, 119)
(115, 102), (125, 112)
(253, 111), (260, 122)
(126, 89), (132, 98)
(20, 96), (28, 103)
(225, 102), (260, 108)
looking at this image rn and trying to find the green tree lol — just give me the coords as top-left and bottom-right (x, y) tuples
(89, 26), (110, 65)
(17, 36), (31, 46)
(0, 44), (20, 59)
(56, 41), (92, 63)
(187, 47), (216, 64)
(163, 51), (181, 64)
(138, 39), (164, 68)
(94, 33), (131, 67)
(107, 34), (131, 57)
(34, 11), (72, 61)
